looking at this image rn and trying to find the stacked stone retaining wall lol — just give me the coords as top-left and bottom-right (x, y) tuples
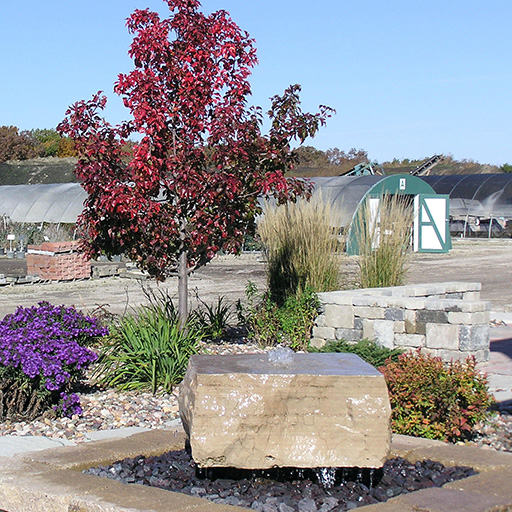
(312, 282), (490, 362)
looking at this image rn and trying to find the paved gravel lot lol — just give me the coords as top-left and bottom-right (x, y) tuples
(405, 238), (512, 310)
(0, 238), (510, 318)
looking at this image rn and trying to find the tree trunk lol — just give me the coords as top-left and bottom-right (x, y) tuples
(178, 227), (188, 326)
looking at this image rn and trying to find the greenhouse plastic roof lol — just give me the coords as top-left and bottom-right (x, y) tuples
(422, 174), (512, 219)
(310, 174), (434, 227)
(1, 173), (511, 226)
(0, 183), (87, 224)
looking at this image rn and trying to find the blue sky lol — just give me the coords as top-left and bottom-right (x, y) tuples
(1, 0), (511, 165)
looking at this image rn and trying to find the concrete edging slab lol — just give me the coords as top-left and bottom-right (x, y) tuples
(0, 430), (511, 512)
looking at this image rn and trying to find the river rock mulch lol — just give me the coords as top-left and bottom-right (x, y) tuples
(470, 410), (512, 452)
(0, 340), (264, 442)
(85, 450), (476, 512)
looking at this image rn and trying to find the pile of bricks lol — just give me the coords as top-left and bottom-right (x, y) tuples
(312, 282), (490, 363)
(26, 241), (91, 281)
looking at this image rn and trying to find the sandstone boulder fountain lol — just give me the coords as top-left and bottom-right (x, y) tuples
(178, 348), (391, 471)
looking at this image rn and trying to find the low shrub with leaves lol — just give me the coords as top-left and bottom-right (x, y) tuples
(276, 290), (319, 351)
(311, 338), (403, 367)
(236, 281), (281, 348)
(237, 281), (318, 351)
(0, 302), (106, 421)
(93, 297), (204, 394)
(379, 350), (494, 442)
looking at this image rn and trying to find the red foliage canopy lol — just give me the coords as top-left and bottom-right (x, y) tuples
(58, 0), (332, 281)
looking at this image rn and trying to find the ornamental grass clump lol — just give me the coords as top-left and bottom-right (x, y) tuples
(258, 193), (343, 302)
(93, 298), (203, 394)
(0, 301), (107, 421)
(356, 194), (413, 288)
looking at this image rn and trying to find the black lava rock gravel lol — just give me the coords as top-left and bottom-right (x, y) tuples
(85, 450), (476, 512)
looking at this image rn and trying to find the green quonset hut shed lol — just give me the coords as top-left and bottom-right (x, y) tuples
(310, 174), (451, 255)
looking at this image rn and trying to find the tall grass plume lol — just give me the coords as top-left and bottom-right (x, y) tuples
(356, 194), (413, 288)
(258, 193), (342, 301)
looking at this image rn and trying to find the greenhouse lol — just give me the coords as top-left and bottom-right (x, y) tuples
(310, 174), (451, 254)
(0, 183), (86, 224)
(421, 174), (512, 236)
(0, 173), (511, 252)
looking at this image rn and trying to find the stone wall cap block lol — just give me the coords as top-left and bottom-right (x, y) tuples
(408, 284), (448, 297)
(352, 296), (389, 307)
(442, 281), (482, 293)
(317, 291), (353, 305)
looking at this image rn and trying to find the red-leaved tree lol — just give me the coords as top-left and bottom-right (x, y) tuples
(58, 0), (332, 322)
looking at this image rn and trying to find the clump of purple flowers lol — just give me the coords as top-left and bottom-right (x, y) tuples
(0, 301), (107, 420)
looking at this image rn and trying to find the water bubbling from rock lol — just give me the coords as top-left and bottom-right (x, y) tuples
(267, 346), (295, 366)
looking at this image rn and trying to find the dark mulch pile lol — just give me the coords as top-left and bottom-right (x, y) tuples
(85, 450), (476, 511)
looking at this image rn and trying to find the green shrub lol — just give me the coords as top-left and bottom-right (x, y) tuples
(355, 194), (413, 288)
(236, 281), (281, 348)
(379, 350), (494, 442)
(93, 303), (203, 394)
(311, 338), (402, 367)
(276, 289), (319, 351)
(237, 282), (318, 351)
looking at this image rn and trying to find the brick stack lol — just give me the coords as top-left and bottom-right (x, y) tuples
(26, 241), (91, 281)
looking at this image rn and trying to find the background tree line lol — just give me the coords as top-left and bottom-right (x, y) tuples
(1, 124), (509, 175)
(0, 126), (77, 162)
(292, 145), (507, 176)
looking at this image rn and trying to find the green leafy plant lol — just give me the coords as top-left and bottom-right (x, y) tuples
(379, 350), (494, 442)
(237, 281), (281, 348)
(355, 194), (413, 288)
(195, 295), (234, 341)
(141, 285), (179, 323)
(237, 282), (318, 351)
(276, 289), (319, 351)
(93, 303), (203, 394)
(311, 338), (402, 367)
